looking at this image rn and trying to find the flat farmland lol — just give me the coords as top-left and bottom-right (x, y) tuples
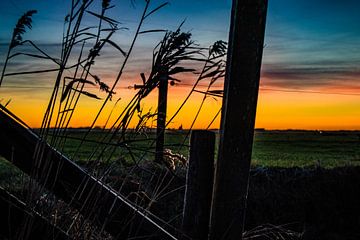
(1, 130), (360, 175)
(49, 130), (360, 168)
(251, 130), (360, 167)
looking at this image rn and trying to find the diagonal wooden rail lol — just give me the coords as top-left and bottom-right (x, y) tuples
(0, 107), (178, 240)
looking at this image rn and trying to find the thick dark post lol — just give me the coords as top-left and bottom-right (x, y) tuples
(182, 130), (215, 240)
(155, 69), (168, 163)
(209, 0), (268, 239)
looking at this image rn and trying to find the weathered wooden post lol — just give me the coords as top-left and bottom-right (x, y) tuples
(155, 69), (169, 164)
(182, 130), (215, 240)
(209, 0), (268, 239)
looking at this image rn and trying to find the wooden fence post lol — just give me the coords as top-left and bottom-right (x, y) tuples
(209, 0), (268, 239)
(182, 130), (215, 240)
(155, 69), (169, 164)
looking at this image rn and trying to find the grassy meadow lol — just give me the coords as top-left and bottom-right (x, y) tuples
(31, 129), (360, 168)
(252, 130), (360, 167)
(1, 130), (360, 177)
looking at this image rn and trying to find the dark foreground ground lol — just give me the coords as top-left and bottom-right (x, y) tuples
(246, 166), (360, 239)
(1, 130), (360, 239)
(130, 165), (360, 240)
(1, 164), (359, 239)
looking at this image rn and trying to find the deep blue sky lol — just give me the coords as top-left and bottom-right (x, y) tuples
(1, 0), (360, 91)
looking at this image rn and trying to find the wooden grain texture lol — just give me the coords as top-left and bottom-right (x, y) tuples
(182, 130), (215, 240)
(155, 70), (169, 164)
(209, 0), (268, 239)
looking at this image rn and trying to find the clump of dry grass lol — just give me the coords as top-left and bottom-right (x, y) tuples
(163, 148), (187, 170)
(34, 192), (113, 240)
(243, 224), (301, 240)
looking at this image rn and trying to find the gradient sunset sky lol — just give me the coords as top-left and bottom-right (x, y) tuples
(0, 0), (359, 130)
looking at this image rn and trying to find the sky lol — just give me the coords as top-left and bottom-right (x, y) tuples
(0, 0), (359, 130)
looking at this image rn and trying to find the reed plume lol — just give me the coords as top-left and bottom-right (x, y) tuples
(0, 10), (37, 86)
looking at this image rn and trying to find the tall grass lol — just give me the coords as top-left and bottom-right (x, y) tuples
(0, 0), (229, 238)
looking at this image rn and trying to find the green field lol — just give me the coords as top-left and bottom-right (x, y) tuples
(1, 130), (360, 181)
(251, 130), (360, 167)
(51, 130), (360, 168)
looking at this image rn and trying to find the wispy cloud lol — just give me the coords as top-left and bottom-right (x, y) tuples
(262, 22), (360, 91)
(261, 65), (360, 89)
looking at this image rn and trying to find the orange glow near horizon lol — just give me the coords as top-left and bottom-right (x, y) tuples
(1, 0), (360, 132)
(1, 77), (360, 131)
(256, 89), (360, 130)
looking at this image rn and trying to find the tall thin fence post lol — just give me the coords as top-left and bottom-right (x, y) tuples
(182, 130), (215, 240)
(155, 69), (169, 164)
(209, 0), (268, 239)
